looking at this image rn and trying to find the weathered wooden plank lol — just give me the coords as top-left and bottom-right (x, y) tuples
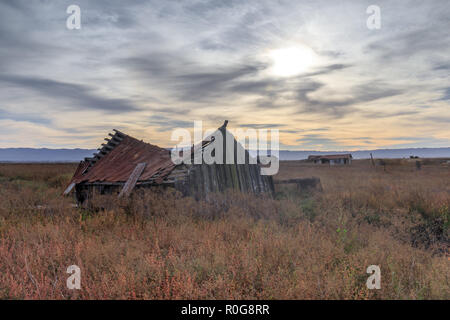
(221, 164), (228, 191)
(202, 164), (211, 195)
(242, 164), (250, 193)
(251, 164), (261, 194)
(112, 129), (126, 138)
(256, 165), (265, 193)
(247, 164), (256, 193)
(101, 143), (114, 150)
(216, 162), (225, 192)
(109, 133), (123, 142)
(195, 164), (204, 198)
(209, 164), (219, 193)
(118, 162), (146, 197)
(224, 164), (232, 190)
(264, 175), (273, 194)
(104, 138), (120, 146)
(236, 164), (246, 192)
(242, 165), (248, 193)
(187, 165), (195, 196)
(242, 163), (252, 193)
(188, 165), (197, 197)
(230, 164), (239, 190)
(260, 170), (269, 193)
(235, 164), (242, 192)
(63, 182), (76, 196)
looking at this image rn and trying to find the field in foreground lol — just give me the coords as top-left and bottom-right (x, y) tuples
(0, 160), (448, 299)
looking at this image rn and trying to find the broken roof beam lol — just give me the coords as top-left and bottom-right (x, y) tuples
(91, 152), (106, 162)
(63, 182), (76, 196)
(101, 143), (114, 150)
(104, 138), (120, 146)
(108, 132), (123, 141)
(119, 162), (147, 198)
(112, 129), (126, 138)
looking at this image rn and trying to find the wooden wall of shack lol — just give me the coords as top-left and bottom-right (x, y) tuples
(74, 162), (273, 203)
(171, 125), (274, 198)
(171, 163), (274, 199)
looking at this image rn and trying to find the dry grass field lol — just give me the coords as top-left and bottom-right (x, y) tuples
(0, 160), (448, 299)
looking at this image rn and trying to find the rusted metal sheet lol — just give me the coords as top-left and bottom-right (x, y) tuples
(69, 132), (176, 185)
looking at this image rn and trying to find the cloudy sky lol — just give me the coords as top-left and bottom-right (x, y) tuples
(0, 0), (449, 150)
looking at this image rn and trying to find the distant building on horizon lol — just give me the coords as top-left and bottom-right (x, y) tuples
(307, 154), (352, 165)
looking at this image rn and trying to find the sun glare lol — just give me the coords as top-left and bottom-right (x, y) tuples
(268, 45), (318, 77)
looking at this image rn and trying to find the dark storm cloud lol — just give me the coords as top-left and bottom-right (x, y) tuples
(0, 75), (140, 113)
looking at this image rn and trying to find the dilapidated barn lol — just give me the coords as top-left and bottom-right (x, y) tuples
(64, 121), (274, 203)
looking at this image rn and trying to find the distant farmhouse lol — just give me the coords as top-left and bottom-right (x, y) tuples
(307, 154), (352, 165)
(64, 121), (274, 204)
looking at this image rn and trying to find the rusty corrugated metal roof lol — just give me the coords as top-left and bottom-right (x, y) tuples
(70, 131), (176, 185)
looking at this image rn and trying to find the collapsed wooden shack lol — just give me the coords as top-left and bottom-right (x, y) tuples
(64, 121), (274, 204)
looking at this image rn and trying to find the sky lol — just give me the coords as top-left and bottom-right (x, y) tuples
(0, 0), (449, 150)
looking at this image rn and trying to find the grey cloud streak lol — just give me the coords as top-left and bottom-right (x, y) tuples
(0, 75), (140, 113)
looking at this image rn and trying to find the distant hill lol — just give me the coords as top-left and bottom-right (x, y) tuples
(0, 147), (449, 162)
(0, 148), (97, 162)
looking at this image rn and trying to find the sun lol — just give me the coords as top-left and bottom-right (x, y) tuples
(268, 45), (319, 77)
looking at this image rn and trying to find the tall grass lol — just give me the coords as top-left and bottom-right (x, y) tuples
(0, 161), (448, 299)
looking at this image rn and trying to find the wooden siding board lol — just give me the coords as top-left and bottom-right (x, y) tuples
(119, 162), (146, 197)
(210, 164), (219, 193)
(247, 164), (256, 193)
(243, 164), (252, 193)
(251, 165), (261, 194)
(217, 163), (225, 192)
(230, 164), (239, 190)
(201, 164), (210, 195)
